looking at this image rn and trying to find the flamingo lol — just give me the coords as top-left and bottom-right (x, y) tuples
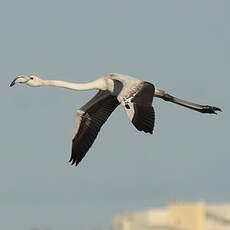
(10, 73), (221, 166)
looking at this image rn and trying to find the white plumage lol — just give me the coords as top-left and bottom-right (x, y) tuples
(10, 73), (221, 166)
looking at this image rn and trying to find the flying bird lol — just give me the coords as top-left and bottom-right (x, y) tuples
(10, 73), (221, 166)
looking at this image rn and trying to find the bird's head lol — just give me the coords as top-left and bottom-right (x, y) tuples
(10, 75), (43, 87)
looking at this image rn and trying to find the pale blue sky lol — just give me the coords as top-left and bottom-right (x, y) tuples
(1, 1), (229, 230)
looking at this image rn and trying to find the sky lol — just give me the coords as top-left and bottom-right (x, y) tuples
(1, 0), (229, 229)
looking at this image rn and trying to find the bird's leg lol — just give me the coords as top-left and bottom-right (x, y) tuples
(154, 88), (222, 114)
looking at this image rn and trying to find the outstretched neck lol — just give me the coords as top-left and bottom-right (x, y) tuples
(41, 79), (107, 91)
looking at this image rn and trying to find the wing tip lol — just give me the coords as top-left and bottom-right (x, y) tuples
(69, 158), (81, 166)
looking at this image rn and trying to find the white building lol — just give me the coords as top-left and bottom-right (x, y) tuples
(113, 202), (230, 230)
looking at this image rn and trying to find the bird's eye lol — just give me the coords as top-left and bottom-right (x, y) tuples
(30, 77), (34, 80)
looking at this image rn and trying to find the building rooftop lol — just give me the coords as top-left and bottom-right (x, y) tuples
(113, 202), (230, 230)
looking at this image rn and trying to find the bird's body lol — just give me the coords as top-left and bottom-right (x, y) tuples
(10, 73), (221, 166)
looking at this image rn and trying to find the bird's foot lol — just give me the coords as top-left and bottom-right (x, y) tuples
(200, 105), (222, 114)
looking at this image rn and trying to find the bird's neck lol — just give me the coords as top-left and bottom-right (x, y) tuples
(41, 79), (107, 91)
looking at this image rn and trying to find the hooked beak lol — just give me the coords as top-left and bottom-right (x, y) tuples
(10, 75), (32, 87)
(10, 77), (19, 87)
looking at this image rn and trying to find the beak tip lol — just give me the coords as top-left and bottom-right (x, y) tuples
(10, 78), (17, 87)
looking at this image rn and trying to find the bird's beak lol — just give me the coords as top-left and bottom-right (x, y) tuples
(10, 77), (19, 87)
(10, 75), (30, 87)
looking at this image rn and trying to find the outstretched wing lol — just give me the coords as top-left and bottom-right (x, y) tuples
(122, 82), (155, 134)
(70, 90), (120, 166)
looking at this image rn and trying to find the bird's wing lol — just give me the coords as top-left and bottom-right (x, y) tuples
(70, 90), (120, 166)
(122, 82), (155, 134)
